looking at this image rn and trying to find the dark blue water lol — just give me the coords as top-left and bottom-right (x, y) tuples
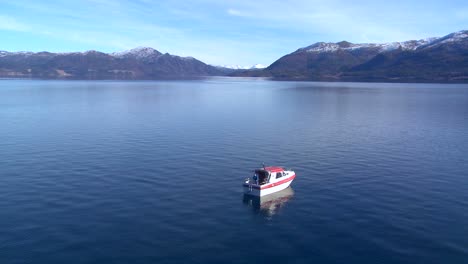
(1, 79), (468, 264)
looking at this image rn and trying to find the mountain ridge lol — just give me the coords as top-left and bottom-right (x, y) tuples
(0, 30), (467, 82)
(0, 47), (220, 79)
(235, 30), (468, 82)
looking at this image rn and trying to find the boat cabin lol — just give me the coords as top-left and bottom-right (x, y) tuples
(254, 166), (287, 185)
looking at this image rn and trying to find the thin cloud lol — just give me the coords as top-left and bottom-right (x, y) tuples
(455, 8), (468, 20)
(227, 8), (249, 17)
(0, 15), (30, 32)
(0, 1), (466, 65)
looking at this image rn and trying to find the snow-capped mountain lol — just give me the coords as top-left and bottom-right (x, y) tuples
(297, 38), (437, 53)
(0, 47), (222, 79)
(0, 30), (466, 82)
(217, 64), (267, 70)
(0, 47), (196, 61)
(0, 51), (34, 57)
(219, 65), (249, 70)
(290, 30), (468, 57)
(240, 30), (468, 82)
(250, 64), (267, 69)
(294, 30), (467, 54)
(110, 47), (197, 62)
(419, 30), (468, 49)
(111, 47), (162, 59)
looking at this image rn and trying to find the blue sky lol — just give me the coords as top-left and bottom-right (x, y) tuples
(1, 0), (467, 66)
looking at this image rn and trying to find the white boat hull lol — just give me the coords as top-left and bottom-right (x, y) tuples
(243, 187), (295, 216)
(243, 173), (295, 197)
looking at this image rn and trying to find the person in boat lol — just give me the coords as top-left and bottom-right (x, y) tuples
(255, 169), (269, 185)
(253, 173), (259, 185)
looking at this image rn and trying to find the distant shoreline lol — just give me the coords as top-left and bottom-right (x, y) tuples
(1, 76), (468, 85)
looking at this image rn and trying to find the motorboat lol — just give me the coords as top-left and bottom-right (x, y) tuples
(243, 165), (296, 196)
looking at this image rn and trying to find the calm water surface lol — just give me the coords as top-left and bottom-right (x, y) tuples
(1, 79), (468, 264)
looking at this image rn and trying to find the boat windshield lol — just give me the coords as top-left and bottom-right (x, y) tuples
(255, 170), (270, 185)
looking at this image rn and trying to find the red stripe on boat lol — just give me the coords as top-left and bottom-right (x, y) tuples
(243, 174), (296, 190)
(260, 174), (295, 189)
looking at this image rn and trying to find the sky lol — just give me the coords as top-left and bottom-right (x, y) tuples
(0, 0), (467, 66)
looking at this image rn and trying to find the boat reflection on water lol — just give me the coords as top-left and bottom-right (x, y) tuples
(243, 187), (294, 217)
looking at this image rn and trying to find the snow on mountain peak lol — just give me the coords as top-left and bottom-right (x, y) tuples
(111, 47), (161, 59)
(0, 51), (34, 56)
(296, 35), (461, 54)
(165, 54), (196, 60)
(412, 30), (467, 50)
(448, 30), (468, 39)
(433, 30), (467, 44)
(219, 65), (249, 70)
(110, 47), (197, 61)
(217, 64), (266, 70)
(298, 38), (438, 53)
(250, 64), (266, 69)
